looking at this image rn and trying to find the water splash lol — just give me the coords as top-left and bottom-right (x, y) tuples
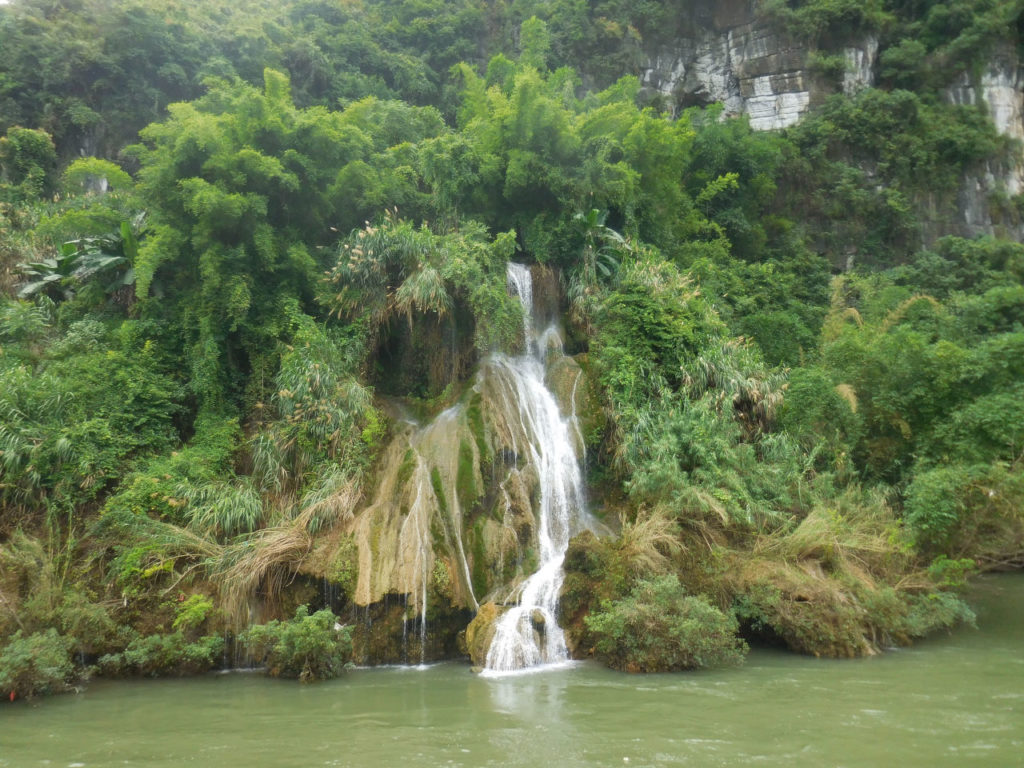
(481, 263), (589, 675)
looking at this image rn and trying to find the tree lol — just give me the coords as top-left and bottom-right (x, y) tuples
(0, 126), (57, 200)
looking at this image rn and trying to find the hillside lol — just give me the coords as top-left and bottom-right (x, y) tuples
(1, 0), (1022, 692)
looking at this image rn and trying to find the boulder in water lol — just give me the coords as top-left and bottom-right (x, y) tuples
(466, 602), (505, 668)
(530, 609), (546, 633)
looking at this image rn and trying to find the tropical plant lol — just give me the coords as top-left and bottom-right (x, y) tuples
(16, 243), (82, 300)
(16, 214), (142, 301)
(566, 208), (627, 332)
(324, 211), (522, 381)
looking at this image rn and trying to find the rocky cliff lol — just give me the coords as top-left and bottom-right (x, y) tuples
(948, 43), (1024, 240)
(639, 0), (878, 128)
(640, 1), (1022, 242)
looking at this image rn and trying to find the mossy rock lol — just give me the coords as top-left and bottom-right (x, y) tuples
(530, 264), (562, 326)
(545, 354), (605, 454)
(465, 601), (505, 668)
(563, 530), (603, 576)
(349, 599), (407, 664)
(559, 530), (608, 655)
(545, 356), (582, 421)
(731, 559), (883, 658)
(572, 353), (607, 448)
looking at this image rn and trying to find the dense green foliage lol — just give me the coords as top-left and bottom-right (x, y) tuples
(98, 631), (225, 677)
(2, 0), (1022, 690)
(585, 574), (747, 671)
(241, 606), (353, 681)
(0, 629), (76, 698)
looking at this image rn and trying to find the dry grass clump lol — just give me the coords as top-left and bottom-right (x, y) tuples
(614, 508), (685, 578)
(298, 469), (361, 535)
(753, 491), (908, 582)
(727, 556), (885, 657)
(720, 491), (959, 657)
(212, 507), (318, 627)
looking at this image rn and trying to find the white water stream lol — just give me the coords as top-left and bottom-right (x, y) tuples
(482, 263), (590, 675)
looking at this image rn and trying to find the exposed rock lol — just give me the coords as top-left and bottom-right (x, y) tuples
(546, 355), (585, 447)
(546, 352), (605, 458)
(347, 593), (475, 664)
(946, 45), (1024, 143)
(347, 406), (485, 616)
(640, 2), (1017, 241)
(528, 263), (562, 328)
(465, 601), (504, 667)
(530, 609), (546, 632)
(945, 43), (1024, 241)
(842, 36), (878, 96)
(640, 5), (877, 130)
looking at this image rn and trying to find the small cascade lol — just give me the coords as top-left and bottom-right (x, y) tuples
(481, 263), (589, 675)
(342, 262), (594, 667)
(403, 452), (432, 663)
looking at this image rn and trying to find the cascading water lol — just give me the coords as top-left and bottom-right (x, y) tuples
(342, 262), (592, 666)
(481, 263), (590, 675)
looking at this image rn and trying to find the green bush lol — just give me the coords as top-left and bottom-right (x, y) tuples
(97, 631), (224, 677)
(0, 629), (75, 698)
(241, 606), (352, 682)
(904, 465), (974, 546)
(902, 591), (976, 637)
(778, 366), (861, 473)
(584, 575), (747, 672)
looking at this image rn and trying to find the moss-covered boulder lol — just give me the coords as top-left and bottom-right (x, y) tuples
(465, 601), (505, 668)
(545, 354), (605, 456)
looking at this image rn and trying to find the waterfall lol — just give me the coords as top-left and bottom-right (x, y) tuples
(344, 262), (591, 667)
(481, 263), (589, 675)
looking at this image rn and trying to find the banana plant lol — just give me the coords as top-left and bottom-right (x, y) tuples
(16, 243), (81, 301)
(17, 213), (143, 300)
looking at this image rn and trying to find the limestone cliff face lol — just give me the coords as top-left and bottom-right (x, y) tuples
(948, 45), (1024, 144)
(947, 43), (1024, 241)
(639, 0), (878, 129)
(641, 2), (1022, 242)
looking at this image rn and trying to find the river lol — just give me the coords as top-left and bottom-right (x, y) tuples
(2, 574), (1021, 767)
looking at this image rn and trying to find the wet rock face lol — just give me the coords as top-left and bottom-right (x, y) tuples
(639, 4), (878, 129)
(334, 264), (595, 672)
(465, 601), (504, 668)
(335, 266), (595, 669)
(346, 595), (475, 665)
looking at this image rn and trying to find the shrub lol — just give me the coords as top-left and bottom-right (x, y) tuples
(0, 629), (75, 698)
(902, 591), (976, 637)
(241, 606), (352, 682)
(904, 465), (975, 547)
(0, 127), (57, 200)
(97, 631), (224, 677)
(584, 575), (747, 672)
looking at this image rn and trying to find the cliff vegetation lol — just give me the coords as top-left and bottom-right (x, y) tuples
(1, 0), (1022, 694)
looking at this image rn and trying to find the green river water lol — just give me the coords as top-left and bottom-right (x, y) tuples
(2, 574), (1022, 767)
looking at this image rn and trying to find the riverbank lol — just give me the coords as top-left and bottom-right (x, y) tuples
(3, 573), (1020, 767)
